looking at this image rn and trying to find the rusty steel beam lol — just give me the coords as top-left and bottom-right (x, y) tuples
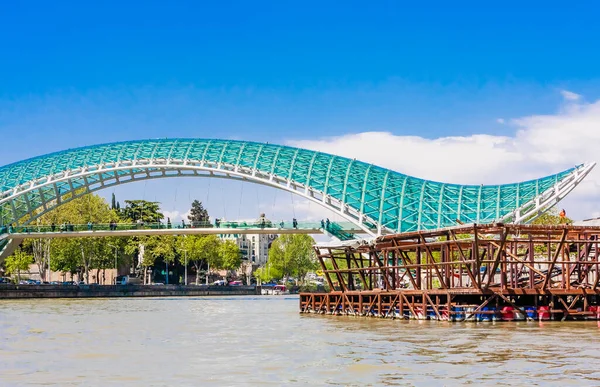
(304, 223), (600, 321)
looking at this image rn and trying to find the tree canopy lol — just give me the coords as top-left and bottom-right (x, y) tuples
(4, 248), (33, 282)
(219, 240), (242, 271)
(120, 200), (164, 223)
(3, 192), (251, 284)
(261, 234), (317, 283)
(188, 200), (210, 226)
(531, 207), (572, 225)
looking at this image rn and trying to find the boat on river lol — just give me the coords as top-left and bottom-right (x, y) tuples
(261, 284), (289, 295)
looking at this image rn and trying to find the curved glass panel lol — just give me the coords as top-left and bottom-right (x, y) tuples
(0, 139), (581, 232)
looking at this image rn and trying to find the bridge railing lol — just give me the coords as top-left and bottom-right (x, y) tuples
(2, 220), (328, 234)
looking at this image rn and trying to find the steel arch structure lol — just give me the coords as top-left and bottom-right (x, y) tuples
(0, 139), (594, 237)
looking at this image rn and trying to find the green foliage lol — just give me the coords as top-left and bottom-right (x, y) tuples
(33, 192), (120, 282)
(5, 248), (33, 281)
(120, 200), (163, 223)
(178, 234), (222, 283)
(22, 238), (51, 281)
(219, 240), (242, 271)
(254, 264), (283, 283)
(266, 234), (317, 282)
(187, 200), (210, 226)
(199, 235), (223, 271)
(41, 190), (119, 225)
(531, 207), (572, 225)
(147, 235), (178, 264)
(123, 235), (152, 267)
(12, 192), (248, 283)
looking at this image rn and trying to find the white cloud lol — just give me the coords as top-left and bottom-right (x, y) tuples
(496, 118), (505, 124)
(560, 90), (581, 101)
(289, 96), (600, 220)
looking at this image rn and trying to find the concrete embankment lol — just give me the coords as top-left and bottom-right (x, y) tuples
(0, 284), (261, 299)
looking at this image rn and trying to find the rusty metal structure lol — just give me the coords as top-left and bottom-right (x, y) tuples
(300, 223), (600, 321)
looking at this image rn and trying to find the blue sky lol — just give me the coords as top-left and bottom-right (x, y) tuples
(2, 1), (600, 222)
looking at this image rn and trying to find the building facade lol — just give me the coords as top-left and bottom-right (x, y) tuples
(217, 214), (277, 265)
(219, 232), (277, 265)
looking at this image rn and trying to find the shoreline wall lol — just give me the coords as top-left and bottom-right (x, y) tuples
(0, 284), (261, 299)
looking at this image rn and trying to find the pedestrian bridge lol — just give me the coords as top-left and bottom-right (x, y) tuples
(0, 220), (363, 238)
(0, 138), (594, 258)
(0, 220), (361, 259)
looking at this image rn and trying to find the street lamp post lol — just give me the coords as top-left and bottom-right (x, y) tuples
(165, 260), (169, 285)
(184, 250), (188, 286)
(180, 236), (188, 286)
(206, 262), (210, 285)
(109, 244), (118, 285)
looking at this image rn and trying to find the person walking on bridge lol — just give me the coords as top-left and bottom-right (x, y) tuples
(559, 209), (567, 223)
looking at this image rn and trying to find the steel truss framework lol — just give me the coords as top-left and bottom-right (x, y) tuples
(301, 224), (600, 321)
(0, 139), (594, 236)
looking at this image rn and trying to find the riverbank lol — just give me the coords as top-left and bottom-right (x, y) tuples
(0, 284), (260, 299)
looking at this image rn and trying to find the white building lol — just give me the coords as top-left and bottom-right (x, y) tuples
(219, 233), (276, 265)
(217, 214), (277, 266)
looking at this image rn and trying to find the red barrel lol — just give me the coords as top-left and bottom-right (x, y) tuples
(538, 306), (551, 320)
(588, 306), (599, 320)
(501, 306), (514, 321)
(413, 306), (424, 320)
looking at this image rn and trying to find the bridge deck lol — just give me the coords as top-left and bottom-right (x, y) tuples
(7, 227), (322, 239)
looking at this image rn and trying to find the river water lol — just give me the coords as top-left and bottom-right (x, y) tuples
(1, 296), (599, 386)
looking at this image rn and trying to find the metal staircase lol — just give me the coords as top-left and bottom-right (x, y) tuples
(324, 222), (355, 241)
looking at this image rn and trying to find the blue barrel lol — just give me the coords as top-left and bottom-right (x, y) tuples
(427, 307), (437, 320)
(452, 306), (465, 321)
(525, 306), (537, 319)
(478, 306), (494, 321)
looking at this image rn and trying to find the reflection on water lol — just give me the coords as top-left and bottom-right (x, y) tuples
(1, 296), (599, 386)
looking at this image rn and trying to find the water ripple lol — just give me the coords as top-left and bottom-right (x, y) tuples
(1, 296), (599, 386)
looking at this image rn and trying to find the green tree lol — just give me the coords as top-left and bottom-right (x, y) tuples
(50, 238), (80, 278)
(254, 263), (283, 284)
(187, 200), (210, 227)
(5, 248), (33, 282)
(16, 192), (120, 283)
(120, 200), (164, 223)
(531, 207), (572, 225)
(144, 235), (178, 284)
(178, 235), (219, 284)
(43, 191), (119, 226)
(48, 193), (118, 283)
(22, 238), (51, 282)
(199, 235), (222, 283)
(92, 236), (124, 284)
(50, 237), (107, 283)
(124, 235), (154, 283)
(148, 235), (177, 264)
(219, 240), (242, 271)
(267, 234), (317, 283)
